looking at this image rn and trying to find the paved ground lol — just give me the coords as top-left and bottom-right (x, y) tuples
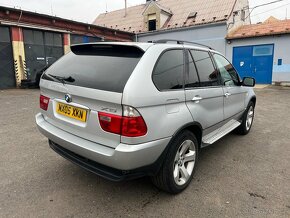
(0, 87), (289, 218)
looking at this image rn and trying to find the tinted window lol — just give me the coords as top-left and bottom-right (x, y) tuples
(43, 44), (143, 93)
(213, 53), (239, 86)
(190, 50), (219, 87)
(186, 50), (200, 88)
(153, 50), (184, 91)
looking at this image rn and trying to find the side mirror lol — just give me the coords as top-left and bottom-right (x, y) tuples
(242, 77), (255, 87)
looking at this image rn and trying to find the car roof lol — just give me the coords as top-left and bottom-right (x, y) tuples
(70, 41), (219, 54)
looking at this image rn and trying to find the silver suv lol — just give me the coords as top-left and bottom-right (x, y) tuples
(36, 40), (256, 194)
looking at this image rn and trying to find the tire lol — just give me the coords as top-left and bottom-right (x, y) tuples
(236, 101), (255, 135)
(151, 130), (199, 194)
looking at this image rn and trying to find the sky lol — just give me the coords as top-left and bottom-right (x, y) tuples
(0, 0), (289, 24)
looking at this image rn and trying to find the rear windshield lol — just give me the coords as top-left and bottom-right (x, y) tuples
(42, 44), (144, 93)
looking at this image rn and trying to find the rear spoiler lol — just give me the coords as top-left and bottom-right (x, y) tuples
(70, 43), (144, 58)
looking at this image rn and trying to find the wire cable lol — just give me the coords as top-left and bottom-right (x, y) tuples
(251, 2), (290, 18)
(245, 0), (287, 20)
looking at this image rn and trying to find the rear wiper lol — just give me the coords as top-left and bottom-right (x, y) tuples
(48, 74), (75, 84)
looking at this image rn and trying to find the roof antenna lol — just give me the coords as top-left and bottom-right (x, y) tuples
(50, 0), (54, 16)
(106, 2), (108, 13)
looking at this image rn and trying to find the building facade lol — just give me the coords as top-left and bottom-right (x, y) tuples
(227, 17), (290, 84)
(0, 6), (133, 89)
(95, 0), (250, 55)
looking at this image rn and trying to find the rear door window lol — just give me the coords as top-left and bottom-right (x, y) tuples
(190, 50), (219, 87)
(152, 49), (184, 91)
(43, 44), (144, 93)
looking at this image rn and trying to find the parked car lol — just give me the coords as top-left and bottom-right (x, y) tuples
(36, 41), (256, 194)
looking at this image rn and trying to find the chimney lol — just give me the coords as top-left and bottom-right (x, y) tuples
(125, 0), (127, 17)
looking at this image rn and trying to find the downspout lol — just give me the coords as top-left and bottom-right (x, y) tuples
(17, 9), (23, 25)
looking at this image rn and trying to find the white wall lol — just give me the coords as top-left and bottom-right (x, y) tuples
(227, 0), (251, 32)
(137, 23), (228, 55)
(226, 35), (290, 82)
(160, 12), (169, 28)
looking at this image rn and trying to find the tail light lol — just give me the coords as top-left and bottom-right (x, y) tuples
(40, 95), (50, 111)
(121, 106), (147, 137)
(98, 105), (147, 137)
(98, 112), (122, 135)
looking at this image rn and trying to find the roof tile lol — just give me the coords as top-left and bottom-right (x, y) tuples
(227, 17), (290, 39)
(94, 0), (236, 33)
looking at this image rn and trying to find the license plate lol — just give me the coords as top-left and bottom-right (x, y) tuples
(56, 102), (87, 122)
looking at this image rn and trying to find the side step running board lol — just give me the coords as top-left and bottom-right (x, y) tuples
(202, 120), (241, 146)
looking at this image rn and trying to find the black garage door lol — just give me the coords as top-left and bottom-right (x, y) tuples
(23, 29), (63, 80)
(0, 26), (15, 89)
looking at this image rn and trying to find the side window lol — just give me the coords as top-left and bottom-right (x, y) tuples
(153, 50), (184, 91)
(190, 50), (219, 87)
(186, 50), (200, 88)
(213, 53), (240, 86)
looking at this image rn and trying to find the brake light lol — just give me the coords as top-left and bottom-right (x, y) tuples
(98, 106), (147, 137)
(121, 116), (147, 137)
(40, 95), (50, 111)
(121, 105), (147, 137)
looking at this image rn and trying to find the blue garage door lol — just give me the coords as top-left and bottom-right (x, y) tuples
(233, 44), (274, 84)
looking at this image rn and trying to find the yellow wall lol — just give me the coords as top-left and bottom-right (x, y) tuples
(11, 41), (26, 87)
(64, 45), (71, 54)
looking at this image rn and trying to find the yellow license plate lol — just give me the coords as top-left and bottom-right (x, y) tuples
(56, 102), (87, 122)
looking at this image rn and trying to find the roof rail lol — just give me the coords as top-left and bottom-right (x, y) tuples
(149, 39), (213, 50)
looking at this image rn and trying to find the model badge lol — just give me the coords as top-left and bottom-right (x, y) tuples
(65, 94), (72, 103)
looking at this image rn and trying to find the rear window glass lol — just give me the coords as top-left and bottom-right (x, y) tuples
(152, 49), (184, 91)
(43, 44), (144, 93)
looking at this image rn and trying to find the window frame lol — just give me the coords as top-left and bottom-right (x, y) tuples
(152, 48), (186, 92)
(211, 52), (241, 87)
(184, 49), (201, 89)
(185, 49), (222, 90)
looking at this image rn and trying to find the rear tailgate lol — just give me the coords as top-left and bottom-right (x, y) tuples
(39, 43), (144, 149)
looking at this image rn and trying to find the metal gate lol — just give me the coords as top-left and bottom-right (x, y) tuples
(233, 44), (274, 84)
(23, 29), (64, 80)
(0, 26), (15, 89)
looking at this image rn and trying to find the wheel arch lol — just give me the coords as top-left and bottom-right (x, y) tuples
(149, 122), (203, 177)
(172, 122), (203, 149)
(250, 96), (257, 107)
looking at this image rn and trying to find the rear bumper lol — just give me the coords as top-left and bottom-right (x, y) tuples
(35, 113), (170, 178)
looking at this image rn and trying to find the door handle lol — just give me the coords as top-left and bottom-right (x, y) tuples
(192, 96), (202, 103)
(224, 92), (231, 98)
